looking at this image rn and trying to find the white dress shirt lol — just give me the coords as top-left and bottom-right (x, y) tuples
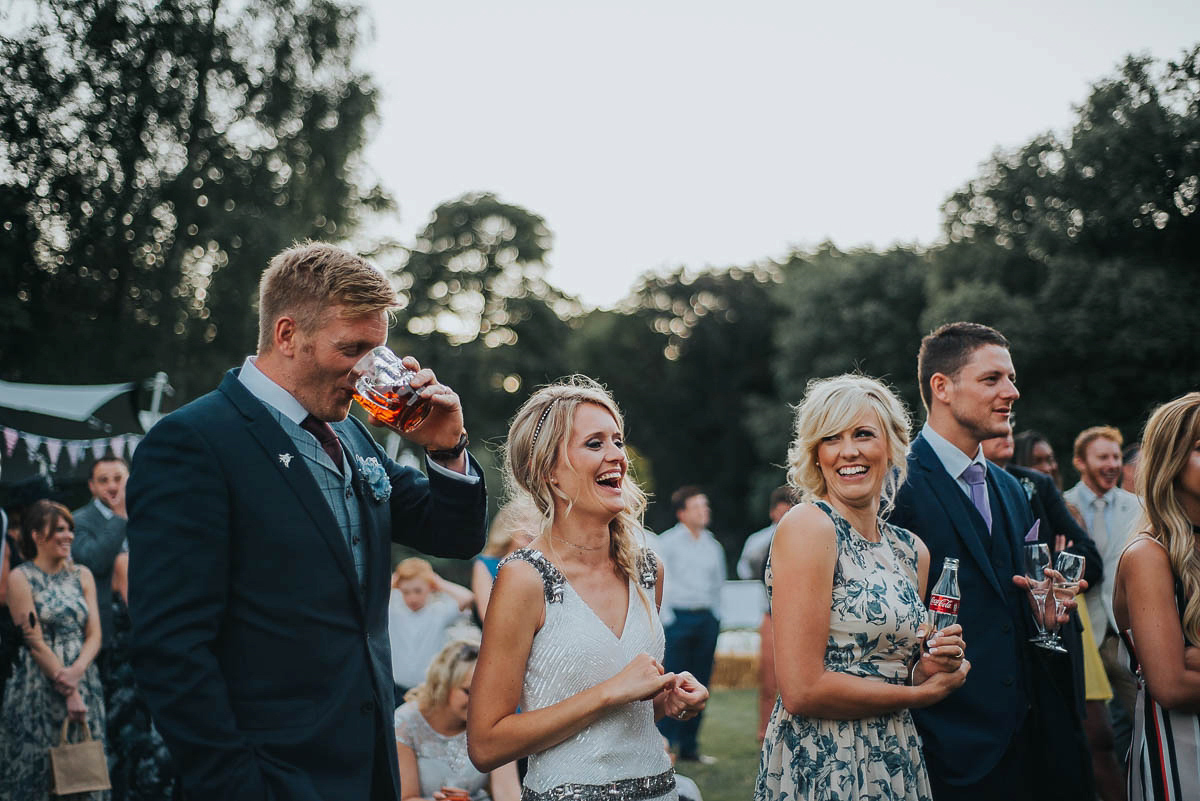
(656, 523), (726, 621)
(921, 423), (991, 510)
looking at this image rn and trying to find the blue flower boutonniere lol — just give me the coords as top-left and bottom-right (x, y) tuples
(1019, 476), (1037, 501)
(355, 455), (391, 504)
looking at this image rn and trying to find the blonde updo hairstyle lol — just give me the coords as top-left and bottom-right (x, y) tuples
(786, 374), (912, 516)
(405, 634), (481, 712)
(503, 375), (651, 611)
(1134, 391), (1200, 644)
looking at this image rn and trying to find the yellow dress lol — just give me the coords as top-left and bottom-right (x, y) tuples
(1078, 596), (1113, 701)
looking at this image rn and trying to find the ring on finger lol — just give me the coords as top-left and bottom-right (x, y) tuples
(954, 646), (964, 659)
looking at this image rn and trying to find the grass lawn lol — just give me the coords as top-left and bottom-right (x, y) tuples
(676, 688), (761, 801)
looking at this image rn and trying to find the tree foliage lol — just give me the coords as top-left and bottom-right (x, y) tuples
(0, 0), (385, 397)
(934, 47), (1200, 455)
(380, 193), (581, 471)
(571, 266), (788, 541)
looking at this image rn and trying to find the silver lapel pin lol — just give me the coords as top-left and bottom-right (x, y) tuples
(278, 453), (293, 468)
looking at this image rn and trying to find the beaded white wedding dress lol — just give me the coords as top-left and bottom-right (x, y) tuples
(496, 548), (677, 801)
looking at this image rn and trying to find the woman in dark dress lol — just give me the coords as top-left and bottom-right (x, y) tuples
(1112, 392), (1200, 800)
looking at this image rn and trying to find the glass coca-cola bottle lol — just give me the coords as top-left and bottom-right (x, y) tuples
(928, 557), (960, 632)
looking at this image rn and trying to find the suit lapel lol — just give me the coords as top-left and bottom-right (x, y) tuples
(913, 436), (1006, 600)
(219, 371), (363, 603)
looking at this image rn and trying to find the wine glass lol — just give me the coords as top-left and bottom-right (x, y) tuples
(1042, 551), (1086, 653)
(1023, 543), (1055, 649)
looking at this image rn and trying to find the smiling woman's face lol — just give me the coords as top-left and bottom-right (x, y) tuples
(551, 403), (628, 519)
(816, 408), (889, 508)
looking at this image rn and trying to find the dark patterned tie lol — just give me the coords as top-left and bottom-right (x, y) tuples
(961, 462), (992, 533)
(301, 415), (343, 470)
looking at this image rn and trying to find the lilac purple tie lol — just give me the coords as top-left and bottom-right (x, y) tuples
(961, 462), (992, 533)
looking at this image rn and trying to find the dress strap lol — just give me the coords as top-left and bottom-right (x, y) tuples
(636, 547), (658, 590)
(497, 548), (566, 604)
(1116, 533), (1164, 577)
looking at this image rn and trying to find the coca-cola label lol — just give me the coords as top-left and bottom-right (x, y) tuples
(929, 594), (959, 616)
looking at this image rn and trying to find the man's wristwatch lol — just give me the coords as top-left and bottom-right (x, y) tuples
(425, 431), (469, 461)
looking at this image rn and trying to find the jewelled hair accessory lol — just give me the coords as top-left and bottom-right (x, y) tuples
(530, 398), (557, 454)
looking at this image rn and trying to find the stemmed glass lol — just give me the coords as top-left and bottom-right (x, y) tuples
(1023, 543), (1058, 650)
(1044, 551), (1087, 653)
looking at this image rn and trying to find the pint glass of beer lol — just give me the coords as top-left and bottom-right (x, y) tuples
(351, 346), (433, 433)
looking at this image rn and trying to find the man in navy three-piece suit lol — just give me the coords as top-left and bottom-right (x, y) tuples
(127, 243), (487, 801)
(889, 322), (1093, 801)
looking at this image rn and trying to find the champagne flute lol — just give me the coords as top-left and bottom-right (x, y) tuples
(1023, 543), (1054, 648)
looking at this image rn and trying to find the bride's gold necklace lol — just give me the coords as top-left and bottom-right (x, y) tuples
(551, 534), (608, 551)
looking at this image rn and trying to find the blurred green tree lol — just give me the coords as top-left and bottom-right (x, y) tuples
(571, 266), (787, 554)
(0, 0), (386, 397)
(772, 243), (928, 420)
(936, 47), (1200, 455)
(378, 193), (581, 476)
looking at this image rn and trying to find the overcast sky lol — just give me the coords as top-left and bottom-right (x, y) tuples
(358, 0), (1200, 308)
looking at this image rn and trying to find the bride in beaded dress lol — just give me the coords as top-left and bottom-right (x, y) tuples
(468, 377), (709, 801)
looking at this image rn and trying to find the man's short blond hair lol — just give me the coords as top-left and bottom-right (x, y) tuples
(257, 241), (397, 354)
(1073, 425), (1124, 463)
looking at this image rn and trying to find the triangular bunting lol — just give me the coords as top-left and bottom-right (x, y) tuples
(126, 435), (140, 458)
(22, 433), (44, 458)
(45, 438), (63, 466)
(91, 440), (107, 460)
(2, 428), (17, 457)
(66, 441), (84, 467)
(111, 436), (125, 460)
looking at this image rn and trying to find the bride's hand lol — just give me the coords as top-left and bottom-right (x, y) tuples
(660, 670), (709, 721)
(603, 653), (677, 706)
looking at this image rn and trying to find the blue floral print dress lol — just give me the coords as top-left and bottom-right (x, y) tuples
(0, 562), (109, 801)
(754, 501), (932, 801)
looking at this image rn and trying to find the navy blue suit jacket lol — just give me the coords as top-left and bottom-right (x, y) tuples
(127, 370), (487, 801)
(889, 434), (1087, 792)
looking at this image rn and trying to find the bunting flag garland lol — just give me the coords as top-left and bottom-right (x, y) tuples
(22, 433), (44, 459)
(45, 438), (63, 466)
(0, 426), (143, 473)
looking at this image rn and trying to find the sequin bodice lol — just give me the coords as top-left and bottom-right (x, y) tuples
(497, 548), (675, 799)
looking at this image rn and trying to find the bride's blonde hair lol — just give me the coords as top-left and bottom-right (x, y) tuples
(503, 376), (652, 612)
(1135, 391), (1200, 644)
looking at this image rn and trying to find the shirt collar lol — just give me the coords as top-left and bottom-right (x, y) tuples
(91, 498), (114, 520)
(1073, 481), (1114, 506)
(921, 422), (987, 482)
(237, 356), (310, 424)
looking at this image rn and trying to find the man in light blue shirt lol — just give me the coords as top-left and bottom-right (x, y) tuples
(655, 486), (726, 764)
(128, 242), (487, 801)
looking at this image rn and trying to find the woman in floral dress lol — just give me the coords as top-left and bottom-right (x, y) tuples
(754, 375), (970, 801)
(1, 500), (109, 801)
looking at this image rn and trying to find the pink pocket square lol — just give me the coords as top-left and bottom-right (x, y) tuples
(1023, 520), (1041, 543)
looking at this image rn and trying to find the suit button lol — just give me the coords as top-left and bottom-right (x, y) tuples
(352, 535), (361, 546)
(360, 582), (367, 594)
(345, 488), (353, 500)
(360, 700), (374, 714)
(1002, 623), (1012, 634)
(1003, 676), (1014, 687)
